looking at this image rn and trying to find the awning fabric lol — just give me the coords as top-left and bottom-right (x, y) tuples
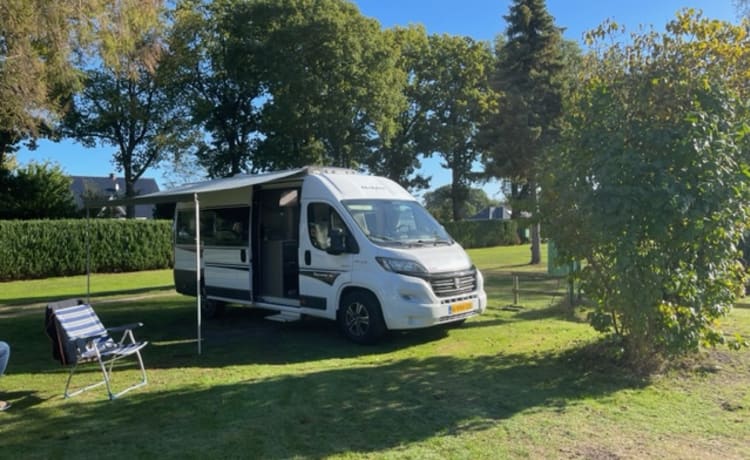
(93, 168), (308, 206)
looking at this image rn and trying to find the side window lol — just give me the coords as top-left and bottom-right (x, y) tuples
(308, 203), (357, 252)
(178, 207), (249, 246)
(212, 207), (250, 246)
(176, 210), (196, 245)
(308, 203), (331, 250)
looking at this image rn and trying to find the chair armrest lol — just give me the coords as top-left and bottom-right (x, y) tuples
(107, 322), (144, 333)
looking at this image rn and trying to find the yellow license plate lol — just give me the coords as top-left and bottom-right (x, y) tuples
(450, 300), (473, 315)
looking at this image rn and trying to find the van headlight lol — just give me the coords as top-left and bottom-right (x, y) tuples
(376, 257), (428, 276)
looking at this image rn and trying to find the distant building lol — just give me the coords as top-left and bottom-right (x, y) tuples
(69, 174), (159, 219)
(469, 206), (512, 221)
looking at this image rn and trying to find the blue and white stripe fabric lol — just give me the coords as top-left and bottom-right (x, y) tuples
(54, 304), (108, 341)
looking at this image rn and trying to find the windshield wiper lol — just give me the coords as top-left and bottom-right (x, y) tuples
(368, 234), (403, 244)
(414, 238), (453, 246)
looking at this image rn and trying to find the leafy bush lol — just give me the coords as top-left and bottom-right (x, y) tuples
(0, 219), (173, 281)
(443, 220), (520, 248)
(542, 13), (750, 367)
(0, 161), (77, 219)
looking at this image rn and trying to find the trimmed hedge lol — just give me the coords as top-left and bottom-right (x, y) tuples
(0, 218), (517, 280)
(0, 219), (173, 281)
(443, 220), (520, 249)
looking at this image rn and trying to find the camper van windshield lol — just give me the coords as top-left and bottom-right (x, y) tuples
(343, 200), (453, 247)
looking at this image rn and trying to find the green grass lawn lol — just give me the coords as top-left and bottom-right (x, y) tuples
(0, 245), (748, 459)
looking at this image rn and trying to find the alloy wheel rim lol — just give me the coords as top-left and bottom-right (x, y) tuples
(345, 302), (370, 337)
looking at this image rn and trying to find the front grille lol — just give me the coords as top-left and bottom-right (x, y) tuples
(429, 269), (477, 298)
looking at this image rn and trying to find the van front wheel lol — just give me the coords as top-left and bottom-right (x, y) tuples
(338, 291), (385, 345)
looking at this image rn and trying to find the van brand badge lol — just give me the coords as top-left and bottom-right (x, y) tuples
(300, 270), (341, 286)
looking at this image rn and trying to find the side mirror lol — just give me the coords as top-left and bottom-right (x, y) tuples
(327, 227), (346, 255)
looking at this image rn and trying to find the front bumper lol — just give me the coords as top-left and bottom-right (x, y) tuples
(376, 271), (487, 330)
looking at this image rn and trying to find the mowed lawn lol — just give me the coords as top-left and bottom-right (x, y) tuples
(0, 245), (748, 459)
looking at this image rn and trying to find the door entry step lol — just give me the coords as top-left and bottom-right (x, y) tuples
(265, 311), (302, 323)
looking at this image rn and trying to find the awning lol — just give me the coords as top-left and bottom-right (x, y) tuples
(93, 167), (308, 206)
(83, 166), (308, 355)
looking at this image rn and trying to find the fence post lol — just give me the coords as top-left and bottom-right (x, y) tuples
(513, 275), (520, 305)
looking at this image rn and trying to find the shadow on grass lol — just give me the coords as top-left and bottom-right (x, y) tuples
(4, 293), (589, 375)
(0, 294), (649, 457)
(512, 300), (587, 324)
(0, 285), (175, 308)
(4, 296), (462, 373)
(1, 390), (49, 410)
(0, 343), (643, 458)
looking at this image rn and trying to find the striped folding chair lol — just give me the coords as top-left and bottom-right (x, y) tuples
(46, 301), (148, 400)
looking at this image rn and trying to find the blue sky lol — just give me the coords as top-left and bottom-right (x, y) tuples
(16, 0), (739, 198)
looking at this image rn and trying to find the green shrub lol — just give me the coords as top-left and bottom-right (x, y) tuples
(443, 220), (520, 249)
(0, 219), (173, 281)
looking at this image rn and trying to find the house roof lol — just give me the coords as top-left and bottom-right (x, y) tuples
(469, 206), (512, 220)
(70, 176), (160, 219)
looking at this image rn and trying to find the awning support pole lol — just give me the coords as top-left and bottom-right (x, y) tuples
(195, 193), (202, 355)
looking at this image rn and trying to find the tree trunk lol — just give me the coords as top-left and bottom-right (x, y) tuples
(451, 174), (466, 222)
(529, 180), (541, 264)
(125, 170), (136, 219)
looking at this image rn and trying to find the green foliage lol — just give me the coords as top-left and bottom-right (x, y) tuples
(166, 0), (405, 176)
(443, 220), (519, 249)
(421, 34), (496, 221)
(365, 25), (433, 191)
(165, 0), (264, 178)
(542, 11), (750, 365)
(251, 0), (405, 170)
(0, 161), (77, 219)
(480, 0), (574, 264)
(64, 2), (182, 217)
(423, 185), (498, 222)
(0, 0), (164, 166)
(0, 219), (173, 281)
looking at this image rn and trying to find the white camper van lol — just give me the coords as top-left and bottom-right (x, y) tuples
(172, 167), (487, 344)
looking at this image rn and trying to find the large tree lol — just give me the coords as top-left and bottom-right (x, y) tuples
(164, 0), (264, 178)
(422, 34), (496, 221)
(0, 0), (163, 169)
(250, 0), (404, 170)
(365, 25), (433, 191)
(542, 12), (750, 367)
(64, 1), (177, 217)
(481, 0), (567, 264)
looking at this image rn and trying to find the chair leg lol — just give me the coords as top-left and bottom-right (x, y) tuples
(63, 363), (77, 398)
(64, 362), (108, 399)
(98, 356), (115, 400)
(111, 349), (148, 399)
(135, 349), (148, 385)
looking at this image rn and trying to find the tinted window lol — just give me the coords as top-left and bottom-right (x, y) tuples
(176, 210), (196, 245)
(176, 207), (250, 246)
(307, 203), (356, 252)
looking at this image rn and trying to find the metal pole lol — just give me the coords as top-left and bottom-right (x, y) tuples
(86, 207), (91, 304)
(195, 193), (202, 355)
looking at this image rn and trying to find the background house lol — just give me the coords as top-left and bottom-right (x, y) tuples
(468, 205), (512, 221)
(70, 174), (159, 218)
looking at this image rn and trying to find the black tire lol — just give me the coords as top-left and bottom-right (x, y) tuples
(200, 285), (226, 319)
(338, 291), (386, 345)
